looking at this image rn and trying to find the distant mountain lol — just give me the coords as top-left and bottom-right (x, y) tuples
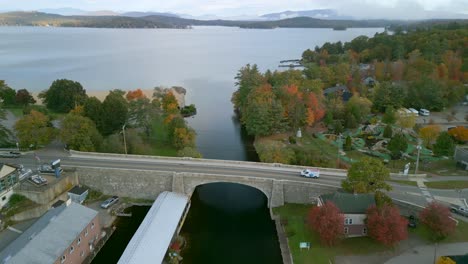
(85, 10), (119, 17)
(121, 11), (179, 18)
(0, 11), (466, 30)
(38, 8), (87, 16)
(260, 9), (353, 20)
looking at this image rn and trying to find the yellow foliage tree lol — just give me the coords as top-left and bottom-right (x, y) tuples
(419, 125), (441, 146)
(436, 256), (455, 264)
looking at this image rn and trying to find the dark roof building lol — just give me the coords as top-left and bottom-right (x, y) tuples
(318, 192), (375, 214)
(318, 192), (376, 237)
(323, 85), (353, 102)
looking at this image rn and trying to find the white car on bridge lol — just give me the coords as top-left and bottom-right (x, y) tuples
(300, 168), (320, 178)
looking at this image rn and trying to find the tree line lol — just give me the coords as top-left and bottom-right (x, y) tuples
(0, 79), (200, 157)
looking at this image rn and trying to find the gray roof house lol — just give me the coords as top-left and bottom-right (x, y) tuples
(0, 200), (100, 264)
(318, 192), (375, 237)
(323, 85), (353, 102)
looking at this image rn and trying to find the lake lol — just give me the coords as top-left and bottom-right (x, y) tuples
(0, 26), (382, 160)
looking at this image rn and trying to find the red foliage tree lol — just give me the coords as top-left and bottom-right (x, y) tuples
(419, 202), (456, 241)
(308, 201), (344, 246)
(366, 204), (408, 247)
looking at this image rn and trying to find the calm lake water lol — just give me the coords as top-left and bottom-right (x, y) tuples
(0, 26), (382, 160)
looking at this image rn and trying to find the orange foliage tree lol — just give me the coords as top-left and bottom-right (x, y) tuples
(448, 126), (468, 142)
(126, 89), (146, 101)
(419, 125), (441, 146)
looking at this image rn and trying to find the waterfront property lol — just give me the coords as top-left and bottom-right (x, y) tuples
(118, 191), (190, 264)
(318, 192), (375, 237)
(0, 163), (19, 208)
(0, 200), (102, 264)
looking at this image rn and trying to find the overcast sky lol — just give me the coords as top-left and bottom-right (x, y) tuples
(2, 0), (467, 18)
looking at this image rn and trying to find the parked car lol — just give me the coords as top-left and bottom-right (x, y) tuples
(0, 151), (21, 158)
(408, 215), (417, 228)
(300, 168), (320, 178)
(29, 174), (48, 186)
(408, 108), (419, 116)
(419, 108), (430, 116)
(101, 196), (119, 209)
(450, 204), (468, 217)
(38, 164), (63, 174)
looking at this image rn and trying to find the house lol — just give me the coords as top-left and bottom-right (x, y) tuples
(0, 163), (20, 208)
(454, 146), (468, 170)
(0, 200), (102, 264)
(318, 192), (376, 237)
(68, 186), (89, 204)
(323, 85), (353, 102)
(363, 76), (376, 87)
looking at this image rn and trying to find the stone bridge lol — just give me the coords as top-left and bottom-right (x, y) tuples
(75, 167), (339, 208)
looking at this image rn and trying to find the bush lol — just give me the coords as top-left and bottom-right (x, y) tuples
(288, 136), (296, 144)
(8, 194), (27, 207)
(344, 135), (352, 151)
(383, 125), (393, 138)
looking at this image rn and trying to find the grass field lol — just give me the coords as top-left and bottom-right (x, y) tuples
(389, 180), (418, 187)
(273, 204), (388, 264)
(425, 181), (468, 189)
(274, 203), (468, 264)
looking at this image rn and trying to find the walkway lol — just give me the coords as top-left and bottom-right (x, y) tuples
(385, 242), (468, 264)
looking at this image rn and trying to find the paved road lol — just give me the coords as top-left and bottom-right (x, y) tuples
(2, 144), (468, 209)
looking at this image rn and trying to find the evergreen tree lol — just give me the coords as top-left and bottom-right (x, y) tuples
(433, 132), (455, 156)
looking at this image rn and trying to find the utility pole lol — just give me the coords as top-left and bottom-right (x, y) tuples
(122, 124), (127, 156)
(415, 142), (422, 174)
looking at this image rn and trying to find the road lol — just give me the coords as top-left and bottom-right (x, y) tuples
(1, 143), (467, 210)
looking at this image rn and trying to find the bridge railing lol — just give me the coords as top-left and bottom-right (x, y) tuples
(69, 150), (348, 175)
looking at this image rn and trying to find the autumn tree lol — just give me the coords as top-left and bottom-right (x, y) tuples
(419, 125), (441, 146)
(396, 112), (416, 129)
(308, 202), (344, 246)
(346, 95), (372, 123)
(366, 204), (408, 247)
(242, 84), (284, 136)
(372, 82), (406, 112)
(255, 141), (295, 164)
(433, 132), (455, 156)
(40, 79), (87, 113)
(15, 89), (36, 106)
(14, 110), (55, 148)
(126, 89), (145, 101)
(342, 157), (391, 193)
(448, 126), (468, 143)
(437, 256), (456, 264)
(60, 113), (102, 151)
(173, 127), (196, 149)
(232, 64), (264, 112)
(419, 202), (456, 241)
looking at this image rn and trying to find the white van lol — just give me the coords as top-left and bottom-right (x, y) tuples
(419, 109), (430, 116)
(408, 108), (419, 116)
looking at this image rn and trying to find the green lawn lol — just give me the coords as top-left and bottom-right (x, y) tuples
(274, 203), (468, 264)
(425, 181), (468, 189)
(273, 204), (387, 264)
(410, 220), (468, 243)
(4, 107), (23, 117)
(389, 180), (418, 187)
(421, 159), (468, 176)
